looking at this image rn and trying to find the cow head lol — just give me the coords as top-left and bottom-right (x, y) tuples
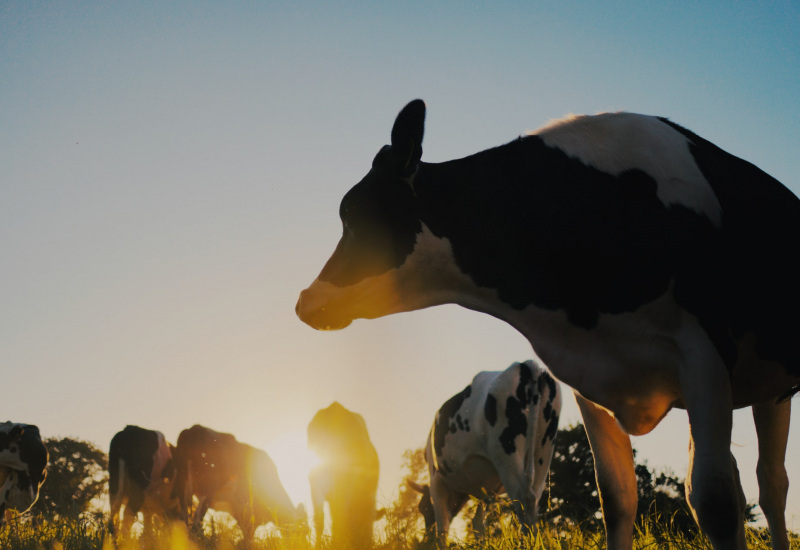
(406, 479), (435, 531)
(296, 100), (429, 330)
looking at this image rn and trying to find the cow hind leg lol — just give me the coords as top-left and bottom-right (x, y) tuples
(753, 399), (791, 550)
(471, 501), (486, 540)
(497, 466), (539, 537)
(121, 486), (146, 536)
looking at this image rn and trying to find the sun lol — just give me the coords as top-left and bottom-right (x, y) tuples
(264, 429), (320, 510)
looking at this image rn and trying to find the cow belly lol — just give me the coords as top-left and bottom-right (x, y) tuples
(731, 333), (800, 406)
(442, 455), (503, 497)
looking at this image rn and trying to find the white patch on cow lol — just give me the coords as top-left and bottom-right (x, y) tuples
(298, 224), (492, 329)
(535, 113), (722, 226)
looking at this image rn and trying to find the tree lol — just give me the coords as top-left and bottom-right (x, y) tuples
(541, 423), (602, 531)
(32, 437), (108, 522)
(384, 447), (429, 543)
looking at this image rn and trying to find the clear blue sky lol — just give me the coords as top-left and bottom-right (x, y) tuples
(2, 0), (799, 532)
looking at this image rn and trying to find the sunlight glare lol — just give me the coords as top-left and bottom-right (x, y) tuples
(264, 429), (320, 512)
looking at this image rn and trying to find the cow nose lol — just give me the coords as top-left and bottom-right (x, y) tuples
(296, 287), (321, 327)
(295, 289), (309, 320)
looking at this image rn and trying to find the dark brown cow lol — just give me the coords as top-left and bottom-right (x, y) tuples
(307, 402), (381, 548)
(108, 425), (179, 536)
(173, 424), (305, 540)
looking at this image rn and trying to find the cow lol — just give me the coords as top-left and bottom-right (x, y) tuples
(172, 424), (305, 540)
(0, 422), (48, 521)
(407, 360), (560, 544)
(108, 425), (180, 536)
(296, 100), (799, 550)
(307, 402), (381, 548)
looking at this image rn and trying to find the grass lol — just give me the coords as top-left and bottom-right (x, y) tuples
(1, 514), (797, 550)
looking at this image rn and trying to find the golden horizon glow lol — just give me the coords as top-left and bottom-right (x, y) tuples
(264, 429), (321, 511)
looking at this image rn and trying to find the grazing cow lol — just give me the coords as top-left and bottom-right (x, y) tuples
(173, 425), (305, 540)
(108, 425), (179, 535)
(307, 402), (381, 548)
(407, 360), (560, 544)
(0, 422), (48, 520)
(296, 100), (799, 550)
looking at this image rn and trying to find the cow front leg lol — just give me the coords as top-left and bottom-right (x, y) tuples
(309, 477), (326, 544)
(753, 399), (791, 550)
(191, 496), (210, 534)
(681, 350), (746, 550)
(429, 474), (469, 546)
(471, 500), (486, 540)
(575, 392), (637, 550)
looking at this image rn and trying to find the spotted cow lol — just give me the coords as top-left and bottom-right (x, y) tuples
(408, 360), (560, 544)
(173, 425), (305, 540)
(307, 402), (381, 548)
(108, 425), (179, 535)
(296, 100), (799, 550)
(0, 422), (48, 520)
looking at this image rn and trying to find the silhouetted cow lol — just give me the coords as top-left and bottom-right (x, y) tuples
(408, 360), (560, 544)
(307, 402), (381, 548)
(173, 425), (305, 540)
(0, 422), (48, 520)
(108, 425), (179, 535)
(297, 100), (799, 550)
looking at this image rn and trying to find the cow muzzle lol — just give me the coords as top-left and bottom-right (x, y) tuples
(296, 283), (353, 331)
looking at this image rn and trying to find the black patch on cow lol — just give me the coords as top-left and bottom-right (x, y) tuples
(109, 425), (160, 495)
(441, 460), (454, 475)
(413, 134), (720, 329)
(538, 458), (544, 465)
(319, 148), (423, 287)
(497, 362), (546, 454)
(499, 396), (527, 454)
(542, 409), (559, 446)
(433, 385), (472, 462)
(515, 361), (534, 404)
(484, 393), (498, 427)
(0, 425), (23, 453)
(659, 119), (800, 376)
(538, 371), (557, 400)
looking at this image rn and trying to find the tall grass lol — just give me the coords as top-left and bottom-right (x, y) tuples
(1, 514), (797, 550)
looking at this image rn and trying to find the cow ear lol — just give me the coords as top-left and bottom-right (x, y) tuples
(406, 478), (427, 494)
(391, 99), (426, 175)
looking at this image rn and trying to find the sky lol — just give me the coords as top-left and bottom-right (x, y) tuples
(2, 0), (799, 535)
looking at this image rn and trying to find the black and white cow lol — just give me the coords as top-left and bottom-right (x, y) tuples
(296, 100), (799, 550)
(0, 422), (48, 519)
(407, 360), (560, 544)
(108, 425), (180, 535)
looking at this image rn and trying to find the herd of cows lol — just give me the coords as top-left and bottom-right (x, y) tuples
(1, 359), (563, 547)
(2, 99), (798, 550)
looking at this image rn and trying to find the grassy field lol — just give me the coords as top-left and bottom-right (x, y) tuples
(1, 514), (798, 550)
